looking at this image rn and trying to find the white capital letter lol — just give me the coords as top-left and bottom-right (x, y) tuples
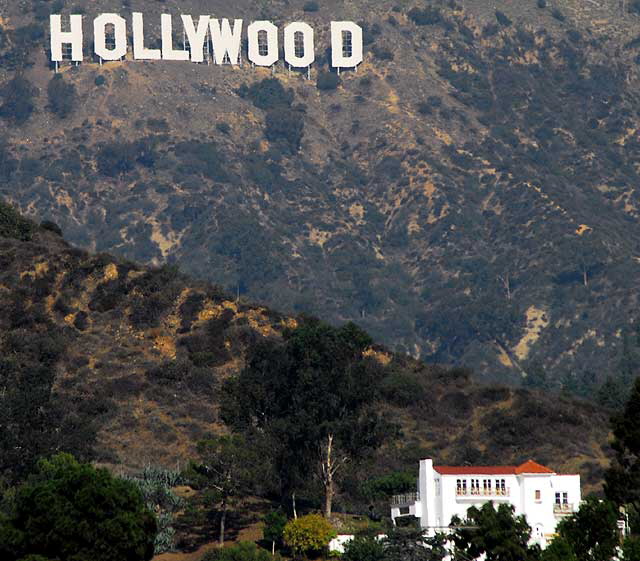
(133, 12), (161, 60)
(182, 15), (210, 63)
(209, 19), (243, 65)
(247, 21), (278, 67)
(94, 14), (127, 61)
(331, 21), (363, 68)
(284, 22), (315, 68)
(161, 14), (189, 61)
(50, 14), (83, 62)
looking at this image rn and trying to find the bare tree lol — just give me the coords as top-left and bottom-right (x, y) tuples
(319, 434), (348, 518)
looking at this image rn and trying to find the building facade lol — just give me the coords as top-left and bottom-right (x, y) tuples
(390, 459), (581, 548)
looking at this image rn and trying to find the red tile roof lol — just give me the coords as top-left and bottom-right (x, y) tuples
(514, 460), (555, 474)
(434, 460), (555, 476)
(434, 466), (517, 475)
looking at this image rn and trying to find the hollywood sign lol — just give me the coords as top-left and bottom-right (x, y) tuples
(50, 14), (363, 69)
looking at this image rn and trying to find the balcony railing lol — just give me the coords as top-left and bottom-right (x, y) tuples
(554, 503), (573, 515)
(456, 488), (510, 497)
(390, 492), (420, 506)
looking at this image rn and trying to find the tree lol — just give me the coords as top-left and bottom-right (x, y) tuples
(283, 513), (336, 558)
(264, 509), (287, 555)
(540, 537), (577, 561)
(0, 453), (156, 561)
(554, 497), (618, 561)
(343, 535), (385, 561)
(190, 435), (260, 546)
(451, 502), (540, 561)
(383, 527), (447, 561)
(221, 320), (391, 518)
(605, 377), (640, 511)
(623, 536), (640, 561)
(46, 74), (76, 118)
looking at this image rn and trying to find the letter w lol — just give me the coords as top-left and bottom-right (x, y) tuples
(209, 19), (243, 65)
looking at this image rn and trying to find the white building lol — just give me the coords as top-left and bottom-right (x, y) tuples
(390, 459), (581, 548)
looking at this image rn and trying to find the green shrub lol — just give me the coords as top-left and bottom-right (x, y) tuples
(173, 140), (229, 182)
(495, 10), (512, 26)
(40, 220), (62, 236)
(0, 200), (35, 240)
(247, 78), (294, 110)
(407, 7), (442, 26)
(317, 71), (340, 91)
(96, 142), (136, 176)
(380, 371), (425, 405)
(0, 75), (36, 125)
(47, 74), (76, 118)
(216, 122), (231, 134)
(265, 108), (304, 152)
(303, 1), (319, 12)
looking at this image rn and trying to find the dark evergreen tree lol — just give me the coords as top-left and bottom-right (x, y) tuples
(0, 454), (156, 561)
(383, 527), (447, 561)
(553, 497), (618, 561)
(221, 319), (392, 517)
(605, 377), (640, 510)
(451, 502), (540, 561)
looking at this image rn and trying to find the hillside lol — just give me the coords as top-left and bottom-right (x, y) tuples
(0, 201), (611, 500)
(2, 0), (640, 396)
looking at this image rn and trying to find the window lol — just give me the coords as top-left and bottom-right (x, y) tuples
(483, 479), (491, 494)
(562, 492), (568, 505)
(471, 479), (479, 495)
(555, 492), (561, 505)
(535, 490), (541, 502)
(399, 506), (410, 515)
(496, 479), (506, 495)
(457, 479), (468, 495)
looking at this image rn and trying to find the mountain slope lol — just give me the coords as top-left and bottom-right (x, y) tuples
(0, 201), (611, 495)
(2, 0), (640, 394)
